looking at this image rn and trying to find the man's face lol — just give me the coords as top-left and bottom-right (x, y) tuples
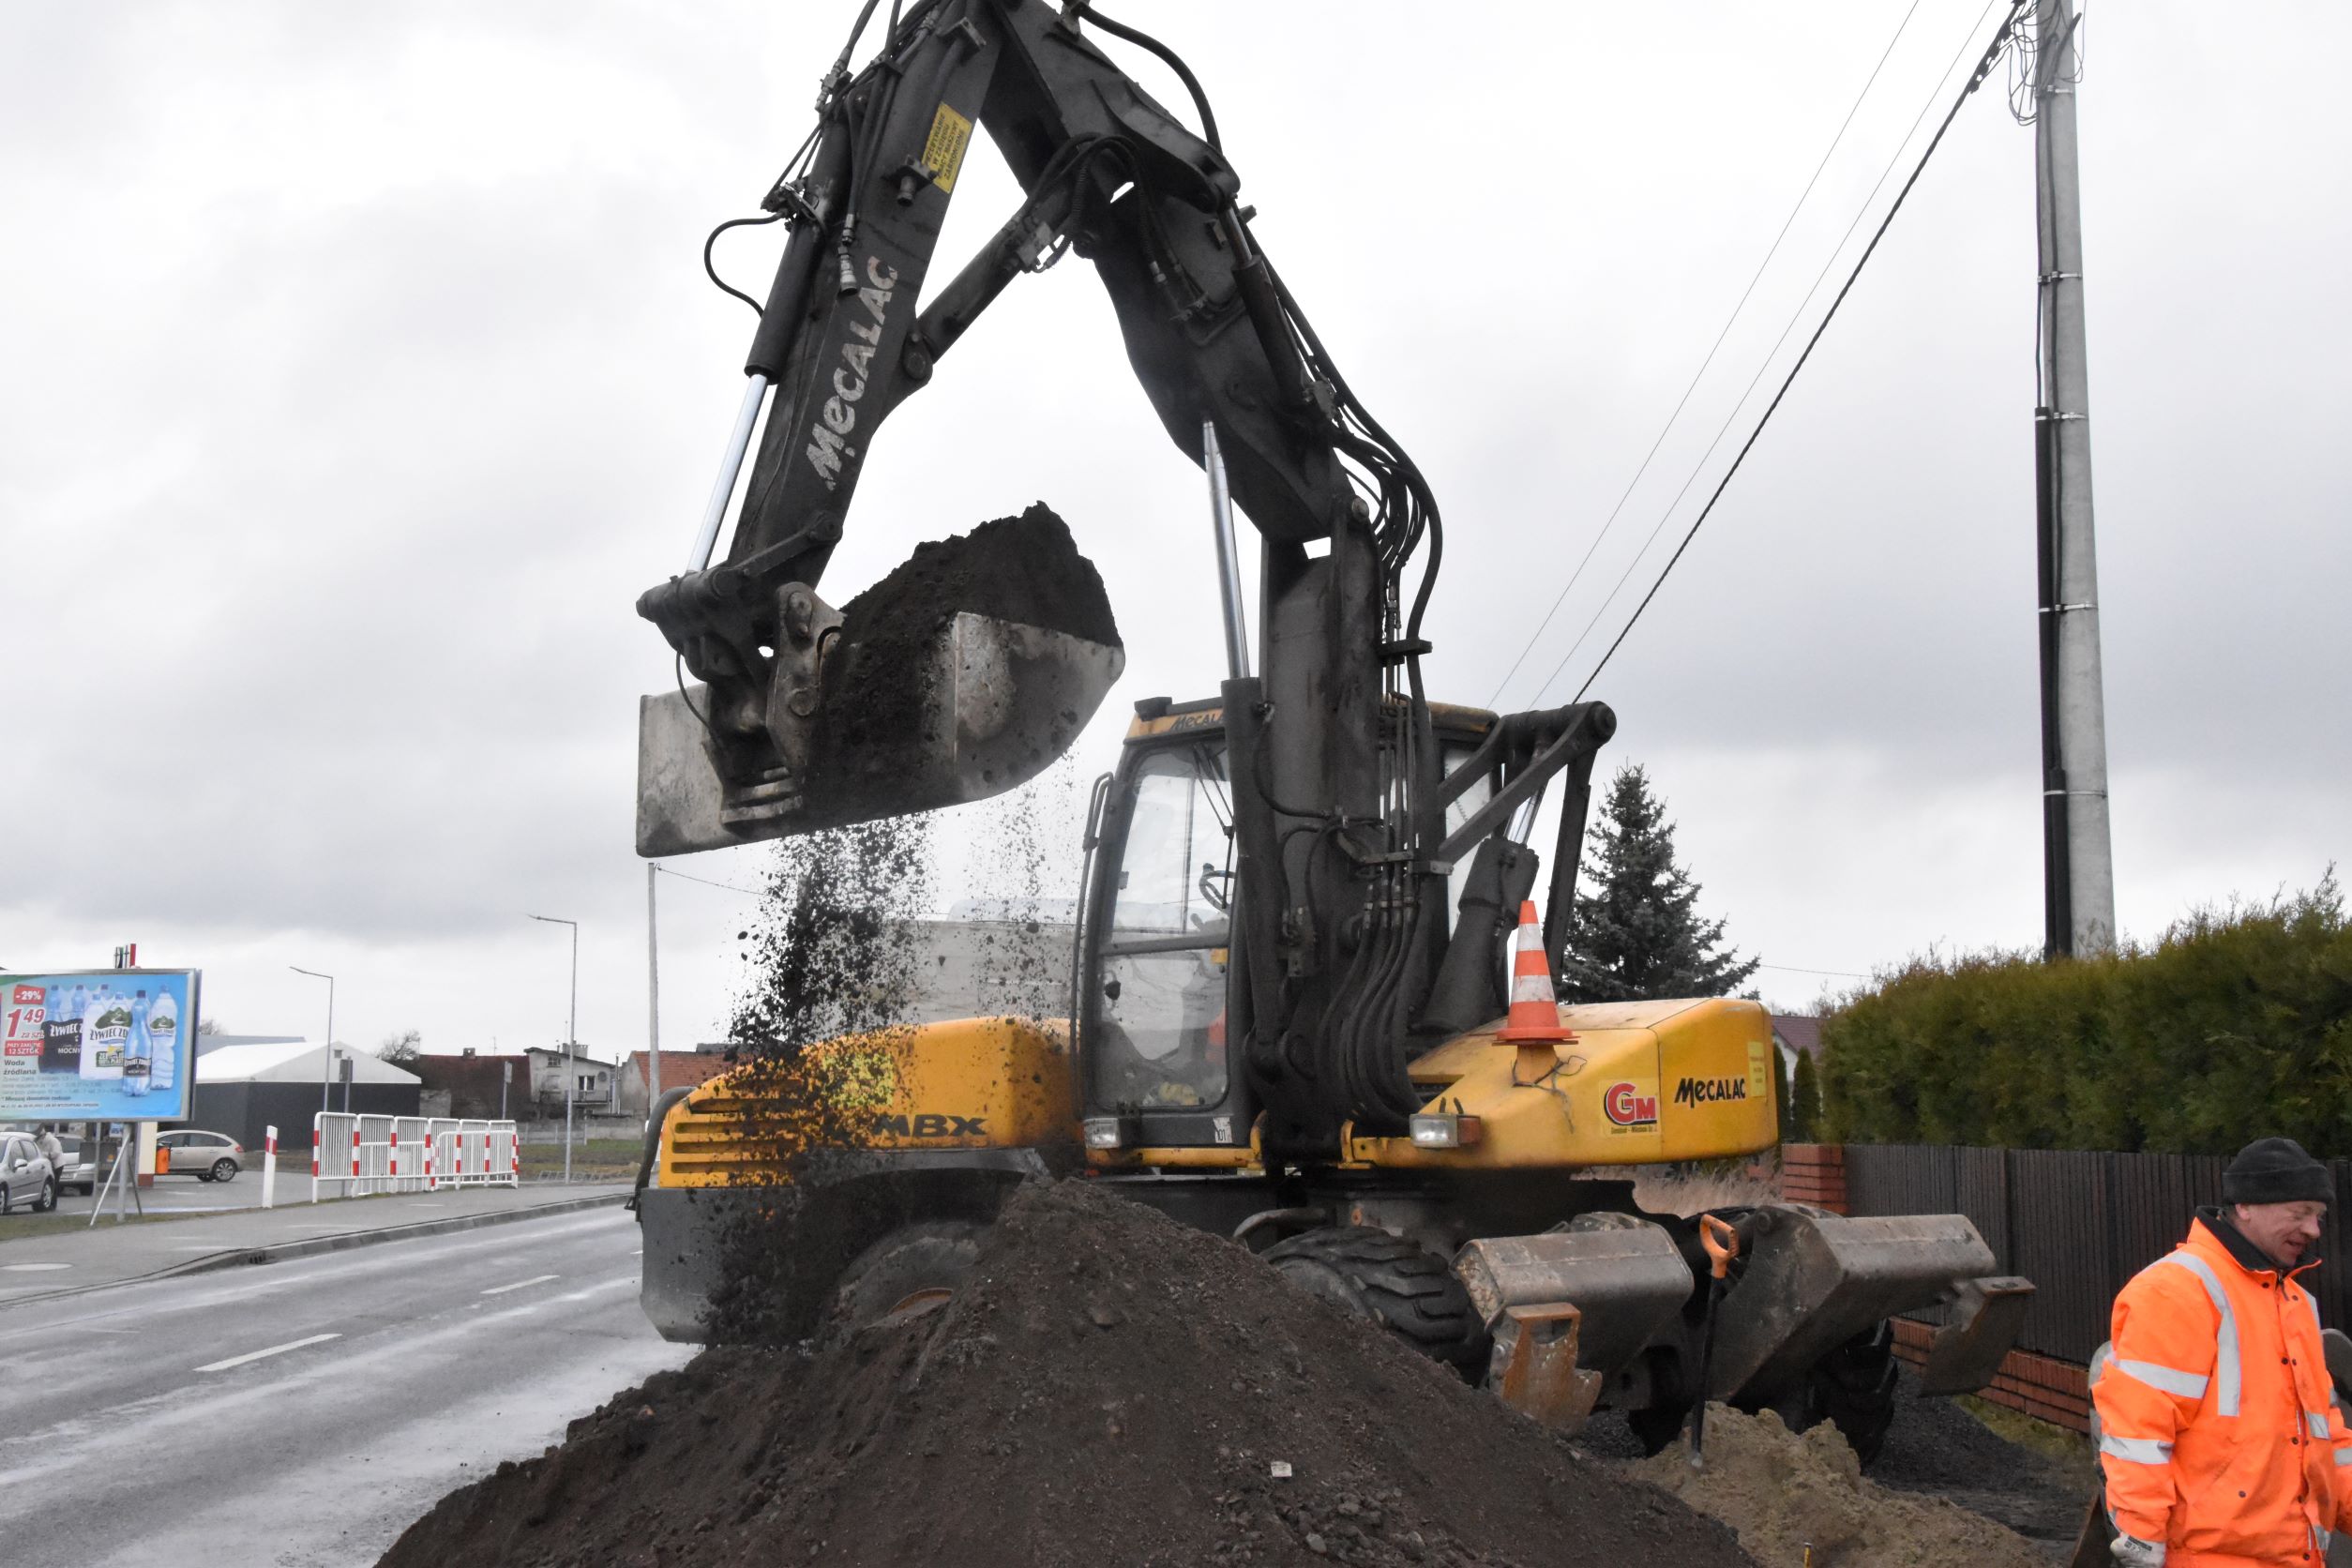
(2234, 1200), (2327, 1268)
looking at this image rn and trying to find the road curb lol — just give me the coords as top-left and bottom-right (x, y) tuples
(0, 1190), (632, 1309)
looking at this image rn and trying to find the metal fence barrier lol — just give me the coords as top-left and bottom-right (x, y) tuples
(1842, 1142), (2352, 1365)
(312, 1112), (520, 1199)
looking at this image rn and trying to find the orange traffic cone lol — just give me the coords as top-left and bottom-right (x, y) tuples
(1497, 899), (1569, 1043)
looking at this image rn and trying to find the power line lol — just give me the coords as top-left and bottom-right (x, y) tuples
(1561, 0), (2028, 706)
(1530, 0), (2011, 709)
(652, 865), (764, 897)
(1486, 0), (1929, 710)
(1755, 962), (1872, 979)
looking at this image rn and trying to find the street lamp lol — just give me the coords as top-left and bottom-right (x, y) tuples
(290, 967), (336, 1118)
(526, 913), (579, 1184)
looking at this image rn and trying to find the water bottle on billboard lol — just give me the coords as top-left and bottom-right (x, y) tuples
(81, 985), (127, 1079)
(147, 987), (179, 1093)
(120, 990), (153, 1096)
(40, 983), (81, 1074)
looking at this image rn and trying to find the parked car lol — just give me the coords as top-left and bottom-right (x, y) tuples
(158, 1129), (243, 1183)
(51, 1133), (97, 1195)
(0, 1134), (57, 1214)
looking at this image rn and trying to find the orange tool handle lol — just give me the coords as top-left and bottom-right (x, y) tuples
(1698, 1214), (1740, 1280)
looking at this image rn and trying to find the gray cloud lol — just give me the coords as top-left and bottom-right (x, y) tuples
(4, 0), (2343, 1052)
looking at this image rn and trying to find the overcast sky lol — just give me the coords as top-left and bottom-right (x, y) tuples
(4, 1), (2344, 1062)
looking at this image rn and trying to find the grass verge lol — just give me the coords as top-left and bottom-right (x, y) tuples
(519, 1138), (641, 1181)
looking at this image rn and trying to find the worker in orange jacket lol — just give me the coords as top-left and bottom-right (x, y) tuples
(2094, 1138), (2352, 1566)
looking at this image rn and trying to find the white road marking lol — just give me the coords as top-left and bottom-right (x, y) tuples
(194, 1333), (342, 1372)
(480, 1273), (560, 1296)
(2, 1262), (73, 1272)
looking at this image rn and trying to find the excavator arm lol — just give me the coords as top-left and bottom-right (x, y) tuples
(637, 0), (1361, 804)
(635, 0), (1609, 1150)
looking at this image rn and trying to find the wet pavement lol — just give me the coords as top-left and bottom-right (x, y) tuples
(0, 1203), (689, 1566)
(1, 1183), (631, 1303)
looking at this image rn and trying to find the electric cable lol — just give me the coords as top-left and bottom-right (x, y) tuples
(1525, 0), (2015, 708)
(655, 866), (765, 897)
(1562, 0), (2031, 706)
(1484, 0), (1929, 709)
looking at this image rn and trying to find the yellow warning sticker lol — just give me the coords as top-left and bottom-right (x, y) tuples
(1747, 1038), (1772, 1101)
(922, 102), (973, 194)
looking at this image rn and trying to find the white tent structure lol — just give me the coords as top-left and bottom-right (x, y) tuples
(190, 1041), (421, 1152)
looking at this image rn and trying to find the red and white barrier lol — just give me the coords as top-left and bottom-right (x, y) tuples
(311, 1113), (520, 1201)
(262, 1124), (279, 1210)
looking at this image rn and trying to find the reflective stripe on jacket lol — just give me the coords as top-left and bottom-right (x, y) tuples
(2094, 1212), (2352, 1566)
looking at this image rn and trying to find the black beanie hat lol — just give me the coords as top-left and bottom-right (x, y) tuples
(2224, 1137), (2332, 1207)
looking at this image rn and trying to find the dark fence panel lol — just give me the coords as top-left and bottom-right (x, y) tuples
(1842, 1143), (2352, 1365)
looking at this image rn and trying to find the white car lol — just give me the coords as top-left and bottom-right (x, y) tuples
(0, 1133), (58, 1214)
(158, 1129), (244, 1183)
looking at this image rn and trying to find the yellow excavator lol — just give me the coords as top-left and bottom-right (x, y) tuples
(627, 0), (2029, 1460)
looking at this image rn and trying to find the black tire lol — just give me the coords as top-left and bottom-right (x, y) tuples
(1262, 1226), (1488, 1378)
(210, 1159), (238, 1184)
(830, 1221), (987, 1331)
(76, 1184), (95, 1197)
(35, 1179), (56, 1214)
(1806, 1320), (1899, 1468)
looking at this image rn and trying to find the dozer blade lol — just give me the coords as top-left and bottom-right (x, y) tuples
(1704, 1204), (2002, 1404)
(638, 612), (1123, 854)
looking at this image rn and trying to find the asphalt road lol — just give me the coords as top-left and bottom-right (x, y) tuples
(0, 1206), (694, 1566)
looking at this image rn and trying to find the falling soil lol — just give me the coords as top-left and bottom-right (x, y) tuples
(810, 503), (1121, 807)
(704, 821), (938, 1343)
(1633, 1405), (2047, 1568)
(379, 1179), (1758, 1568)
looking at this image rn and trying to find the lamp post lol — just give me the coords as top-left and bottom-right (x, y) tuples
(289, 967), (336, 1119)
(526, 914), (579, 1184)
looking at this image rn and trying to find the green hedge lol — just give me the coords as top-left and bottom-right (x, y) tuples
(1822, 875), (2352, 1154)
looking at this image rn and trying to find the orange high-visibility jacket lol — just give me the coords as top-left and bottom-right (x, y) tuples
(2095, 1212), (2352, 1566)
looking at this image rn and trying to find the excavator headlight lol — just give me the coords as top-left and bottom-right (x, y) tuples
(1408, 1113), (1484, 1149)
(1083, 1117), (1124, 1150)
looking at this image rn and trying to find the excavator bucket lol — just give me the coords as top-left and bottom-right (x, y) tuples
(1701, 1206), (2012, 1403)
(638, 505), (1123, 855)
(639, 613), (1123, 854)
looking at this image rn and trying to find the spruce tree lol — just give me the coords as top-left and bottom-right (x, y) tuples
(1788, 1048), (1822, 1141)
(1558, 762), (1760, 1003)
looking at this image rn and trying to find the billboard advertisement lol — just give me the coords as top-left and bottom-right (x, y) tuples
(1, 969), (201, 1122)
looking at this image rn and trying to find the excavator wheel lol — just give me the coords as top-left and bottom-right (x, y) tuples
(828, 1220), (987, 1332)
(1263, 1226), (1489, 1379)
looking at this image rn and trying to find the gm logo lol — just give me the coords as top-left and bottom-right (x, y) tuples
(1603, 1081), (1658, 1129)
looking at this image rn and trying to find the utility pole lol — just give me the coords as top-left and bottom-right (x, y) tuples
(291, 966), (336, 1118)
(527, 914), (579, 1183)
(2031, 0), (2115, 957)
(645, 865), (662, 1116)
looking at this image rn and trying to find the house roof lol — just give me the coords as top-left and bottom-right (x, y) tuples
(197, 1041), (422, 1086)
(1772, 1014), (1824, 1060)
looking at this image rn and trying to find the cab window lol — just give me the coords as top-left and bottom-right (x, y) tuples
(1093, 745), (1233, 1110)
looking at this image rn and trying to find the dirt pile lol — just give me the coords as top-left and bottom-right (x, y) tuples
(380, 1180), (1757, 1568)
(815, 503), (1120, 787)
(1634, 1406), (2046, 1568)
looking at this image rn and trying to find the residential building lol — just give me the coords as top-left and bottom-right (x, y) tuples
(525, 1045), (614, 1112)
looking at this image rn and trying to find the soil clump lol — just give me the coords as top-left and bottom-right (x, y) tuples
(813, 503), (1120, 798)
(381, 1179), (1756, 1568)
(1634, 1405), (2047, 1568)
